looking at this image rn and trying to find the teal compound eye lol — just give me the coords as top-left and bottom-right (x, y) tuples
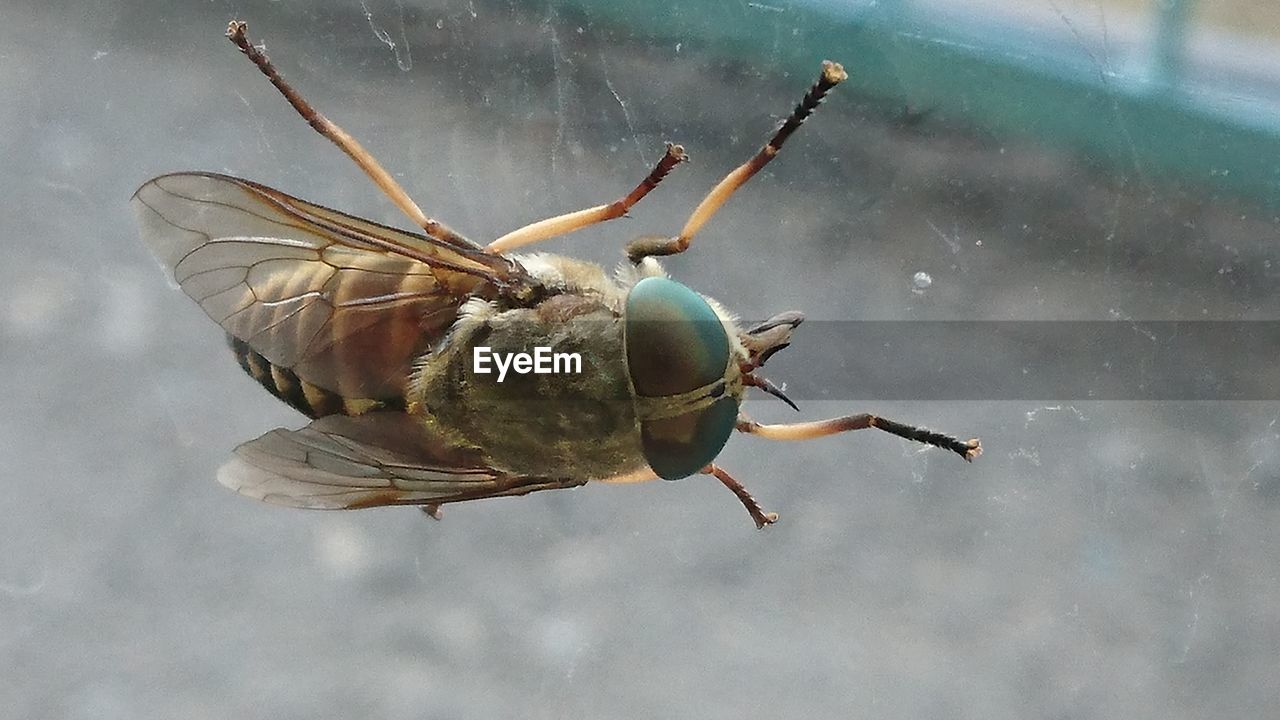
(624, 276), (739, 480)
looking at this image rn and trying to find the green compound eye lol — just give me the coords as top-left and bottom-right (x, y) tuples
(637, 397), (739, 481)
(624, 276), (738, 480)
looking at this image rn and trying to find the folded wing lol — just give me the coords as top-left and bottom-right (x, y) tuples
(218, 413), (585, 509)
(132, 172), (519, 399)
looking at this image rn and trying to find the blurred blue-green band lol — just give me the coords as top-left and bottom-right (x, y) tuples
(544, 0), (1280, 212)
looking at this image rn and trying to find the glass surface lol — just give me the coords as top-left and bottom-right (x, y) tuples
(3, 1), (1276, 718)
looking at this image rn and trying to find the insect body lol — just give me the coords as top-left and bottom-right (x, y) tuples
(133, 21), (980, 528)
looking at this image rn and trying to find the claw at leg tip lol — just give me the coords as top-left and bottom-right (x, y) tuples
(821, 60), (849, 84)
(756, 512), (780, 529)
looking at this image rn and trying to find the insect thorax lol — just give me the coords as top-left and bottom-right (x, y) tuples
(409, 293), (645, 479)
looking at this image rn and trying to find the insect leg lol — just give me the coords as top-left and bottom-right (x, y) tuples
(486, 143), (688, 253)
(703, 464), (778, 529)
(597, 464), (775, 528)
(225, 21), (472, 248)
(736, 414), (982, 461)
(626, 61), (847, 263)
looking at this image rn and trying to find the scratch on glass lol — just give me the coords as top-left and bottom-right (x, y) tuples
(360, 0), (414, 71)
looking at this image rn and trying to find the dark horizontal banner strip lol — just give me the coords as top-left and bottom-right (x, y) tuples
(754, 321), (1280, 401)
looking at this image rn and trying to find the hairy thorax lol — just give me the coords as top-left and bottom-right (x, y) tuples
(409, 289), (646, 479)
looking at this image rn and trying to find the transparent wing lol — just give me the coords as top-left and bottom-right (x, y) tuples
(219, 413), (586, 509)
(132, 172), (522, 399)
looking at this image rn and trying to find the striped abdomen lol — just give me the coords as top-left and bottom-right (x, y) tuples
(228, 335), (405, 418)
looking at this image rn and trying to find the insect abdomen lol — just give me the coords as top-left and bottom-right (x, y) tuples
(228, 335), (402, 418)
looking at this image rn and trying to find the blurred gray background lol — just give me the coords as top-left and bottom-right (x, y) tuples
(2, 0), (1278, 718)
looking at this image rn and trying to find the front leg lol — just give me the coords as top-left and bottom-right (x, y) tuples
(599, 464), (777, 528)
(737, 413), (981, 461)
(703, 464), (778, 529)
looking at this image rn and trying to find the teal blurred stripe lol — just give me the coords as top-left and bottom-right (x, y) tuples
(547, 0), (1280, 212)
